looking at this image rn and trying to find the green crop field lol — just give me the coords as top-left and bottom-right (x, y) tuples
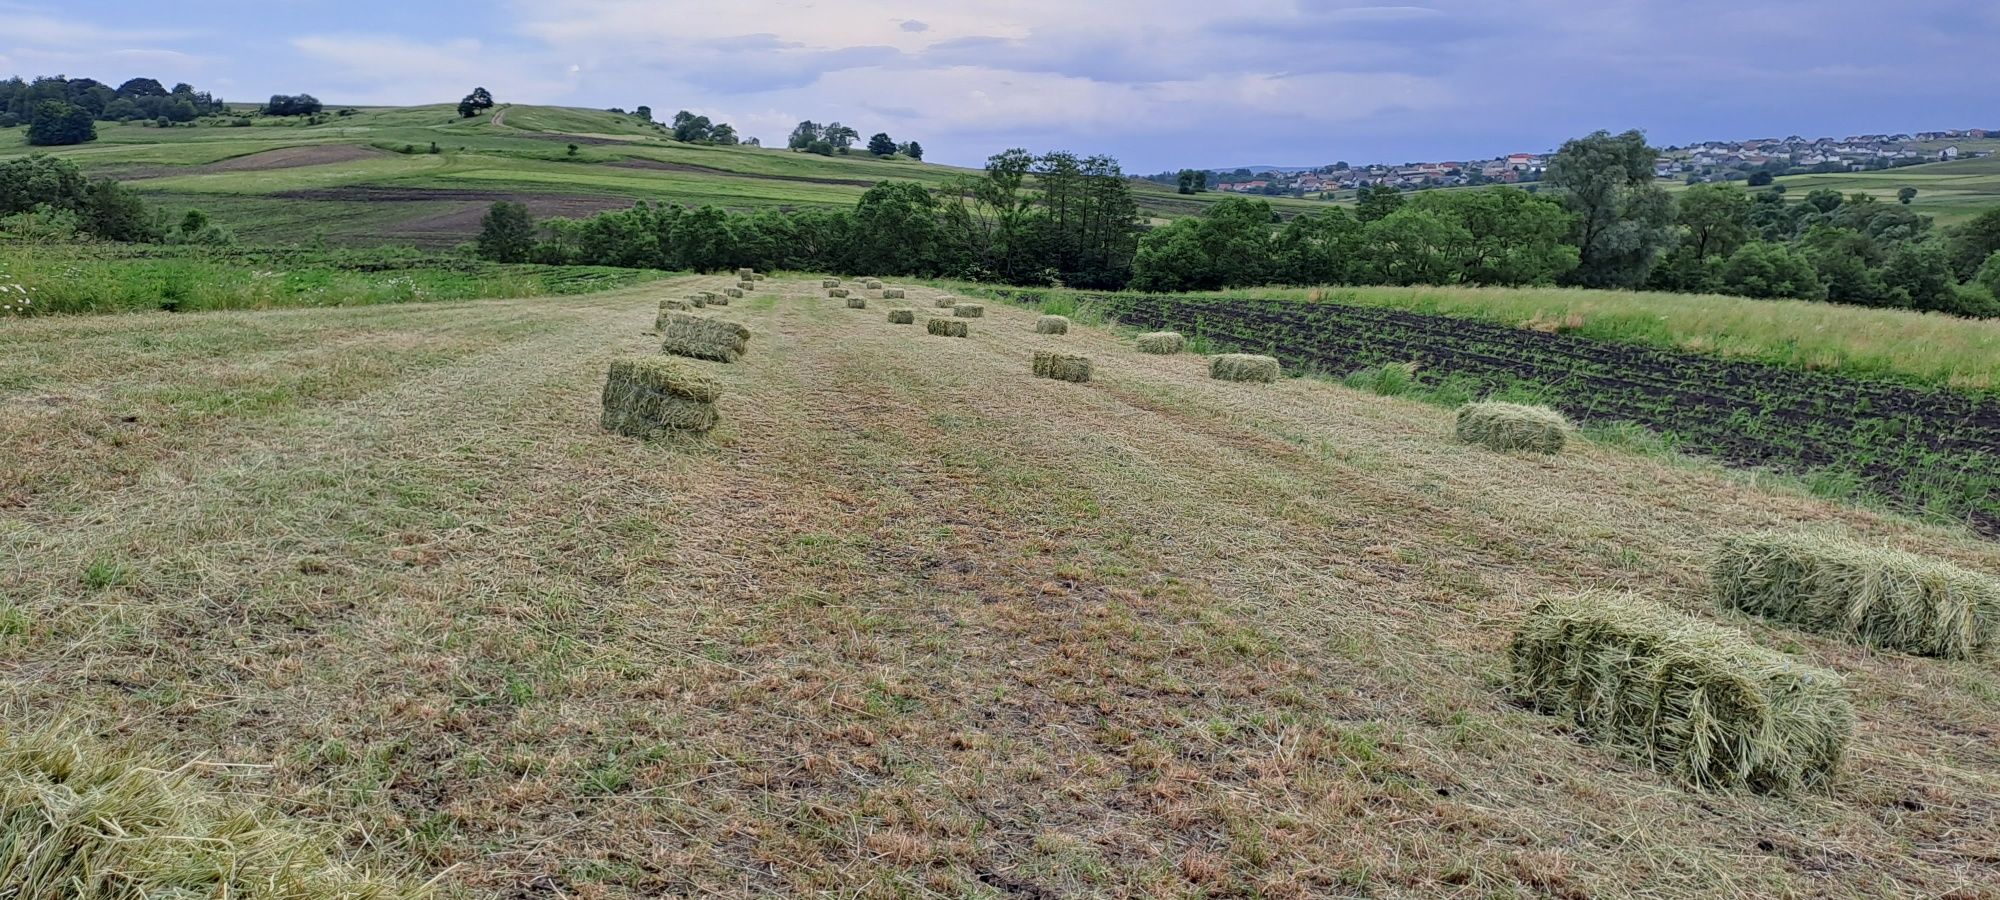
(0, 103), (1325, 246)
(1768, 157), (2000, 227)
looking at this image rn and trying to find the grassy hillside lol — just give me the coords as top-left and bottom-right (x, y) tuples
(0, 104), (1322, 246)
(1769, 156), (2000, 227)
(3, 277), (1997, 896)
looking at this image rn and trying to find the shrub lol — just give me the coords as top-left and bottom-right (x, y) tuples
(1136, 331), (1184, 354)
(658, 312), (751, 362)
(1034, 315), (1070, 335)
(1209, 354), (1280, 383)
(1454, 401), (1570, 453)
(1032, 350), (1092, 383)
(1509, 592), (1853, 793)
(1712, 532), (2000, 660)
(602, 357), (721, 437)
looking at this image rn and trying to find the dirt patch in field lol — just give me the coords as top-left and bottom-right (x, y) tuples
(613, 157), (879, 188)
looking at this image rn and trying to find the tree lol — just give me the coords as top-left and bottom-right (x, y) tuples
(1673, 183), (1753, 263)
(476, 201), (536, 263)
(823, 122), (858, 152)
(1355, 183), (1404, 223)
(867, 132), (897, 157)
(115, 77), (168, 98)
(787, 120), (822, 151)
(81, 178), (161, 242)
(262, 94), (322, 116)
(710, 123), (738, 145)
(457, 87), (495, 118)
(27, 100), (95, 146)
(671, 110), (714, 143)
(1975, 251), (2000, 302)
(1719, 242), (1824, 300)
(1898, 186), (1918, 205)
(1410, 187), (1579, 286)
(1273, 209), (1363, 284)
(1748, 171), (1774, 187)
(1361, 207), (1472, 285)
(1174, 169), (1210, 195)
(1545, 129), (1676, 288)
(905, 141), (923, 161)
(1879, 241), (1960, 312)
(635, 105), (653, 122)
(1948, 209), (2000, 279)
(850, 181), (948, 275)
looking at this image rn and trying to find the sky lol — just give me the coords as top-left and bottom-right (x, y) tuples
(4, 0), (1998, 172)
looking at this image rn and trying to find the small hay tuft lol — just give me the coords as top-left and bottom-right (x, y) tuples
(846, 296), (868, 309)
(828, 288), (850, 299)
(823, 278), (841, 288)
(1455, 401), (1570, 454)
(602, 357), (722, 437)
(659, 311), (751, 363)
(1032, 350), (1092, 383)
(882, 288), (905, 299)
(927, 318), (968, 338)
(1712, 532), (2000, 660)
(1510, 592), (1852, 793)
(953, 303), (985, 318)
(1209, 353), (1280, 383)
(1035, 315), (1070, 335)
(888, 309), (915, 324)
(1137, 331), (1184, 354)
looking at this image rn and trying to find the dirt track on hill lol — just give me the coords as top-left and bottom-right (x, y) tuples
(4, 281), (1999, 898)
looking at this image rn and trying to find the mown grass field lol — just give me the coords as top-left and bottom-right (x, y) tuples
(0, 104), (1324, 246)
(4, 276), (1999, 897)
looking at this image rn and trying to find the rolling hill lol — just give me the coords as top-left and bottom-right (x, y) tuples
(0, 103), (1326, 247)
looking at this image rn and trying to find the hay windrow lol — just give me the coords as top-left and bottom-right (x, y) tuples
(1137, 331), (1184, 354)
(1032, 350), (1092, 383)
(927, 318), (968, 337)
(888, 309), (915, 324)
(1209, 353), (1280, 383)
(846, 296), (868, 309)
(822, 278), (841, 288)
(1509, 592), (1853, 793)
(658, 311), (751, 363)
(1713, 532), (2000, 660)
(602, 357), (721, 437)
(829, 288), (850, 299)
(953, 303), (985, 319)
(0, 723), (412, 899)
(1035, 315), (1070, 335)
(1455, 401), (1571, 454)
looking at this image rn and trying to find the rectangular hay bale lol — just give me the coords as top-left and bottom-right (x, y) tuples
(888, 309), (915, 324)
(1034, 315), (1070, 335)
(1510, 592), (1852, 793)
(1032, 350), (1092, 383)
(882, 288), (905, 299)
(935, 298), (957, 309)
(737, 281), (756, 291)
(1136, 331), (1184, 354)
(1712, 532), (2000, 660)
(602, 357), (721, 437)
(737, 268), (755, 279)
(823, 278), (841, 288)
(1209, 353), (1280, 383)
(724, 287), (744, 299)
(1455, 401), (1570, 454)
(659, 311), (751, 363)
(952, 303), (984, 318)
(864, 279), (884, 290)
(846, 296), (868, 309)
(927, 318), (968, 338)
(828, 288), (850, 299)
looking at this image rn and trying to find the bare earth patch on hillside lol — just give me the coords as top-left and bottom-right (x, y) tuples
(2, 279), (1998, 899)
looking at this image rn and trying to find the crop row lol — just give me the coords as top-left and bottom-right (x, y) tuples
(999, 290), (2000, 537)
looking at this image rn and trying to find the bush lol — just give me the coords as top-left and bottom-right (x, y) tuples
(1720, 242), (1824, 300)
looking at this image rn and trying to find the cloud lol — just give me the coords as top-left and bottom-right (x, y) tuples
(900, 20), (929, 33)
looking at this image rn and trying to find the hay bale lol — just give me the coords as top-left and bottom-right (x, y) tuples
(737, 267), (755, 279)
(846, 296), (868, 309)
(1455, 401), (1570, 454)
(753, 273), (767, 281)
(823, 278), (841, 288)
(888, 309), (915, 324)
(829, 288), (850, 299)
(1510, 592), (1852, 793)
(1032, 350), (1092, 383)
(707, 291), (732, 306)
(658, 311), (751, 363)
(724, 287), (744, 299)
(935, 298), (957, 309)
(602, 357), (722, 437)
(953, 303), (985, 318)
(737, 280), (755, 291)
(927, 318), (968, 338)
(864, 279), (884, 290)
(1137, 331), (1184, 354)
(1712, 532), (2000, 660)
(1034, 315), (1070, 335)
(660, 298), (691, 312)
(1209, 354), (1280, 383)
(684, 294), (708, 308)
(882, 288), (905, 299)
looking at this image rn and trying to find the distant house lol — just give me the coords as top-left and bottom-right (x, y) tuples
(1941, 146), (1961, 161)
(1506, 153), (1537, 169)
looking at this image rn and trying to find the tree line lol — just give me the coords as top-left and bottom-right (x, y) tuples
(787, 121), (922, 160)
(0, 75), (228, 144)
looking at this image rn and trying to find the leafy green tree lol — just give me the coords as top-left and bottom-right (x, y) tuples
(0, 155), (89, 213)
(710, 123), (738, 145)
(1719, 242), (1824, 300)
(1361, 207), (1472, 285)
(1897, 186), (1918, 205)
(1130, 197), (1275, 291)
(850, 181), (951, 275)
(116, 77), (168, 97)
(787, 120), (822, 150)
(669, 206), (738, 271)
(1979, 251), (2000, 300)
(671, 110), (713, 143)
(1409, 187), (1578, 285)
(1748, 171), (1774, 187)
(1354, 183), (1404, 223)
(475, 201), (537, 263)
(1880, 242), (1960, 312)
(27, 100), (95, 145)
(634, 105), (652, 122)
(262, 94), (321, 116)
(1803, 189), (1844, 214)
(1673, 183), (1754, 262)
(1947, 208), (2000, 279)
(1545, 129), (1676, 288)
(823, 122), (858, 152)
(867, 132), (897, 157)
(904, 141), (923, 161)
(1273, 209), (1363, 284)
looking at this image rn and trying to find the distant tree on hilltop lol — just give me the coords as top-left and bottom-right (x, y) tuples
(904, 140), (923, 161)
(867, 132), (897, 157)
(457, 87), (495, 118)
(262, 94), (322, 116)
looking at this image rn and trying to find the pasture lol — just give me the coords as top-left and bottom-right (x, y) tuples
(4, 276), (1999, 897)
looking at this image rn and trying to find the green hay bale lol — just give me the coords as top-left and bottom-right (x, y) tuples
(822, 278), (841, 288)
(1035, 315), (1070, 335)
(658, 311), (751, 363)
(953, 303), (985, 318)
(723, 287), (744, 299)
(888, 309), (915, 324)
(927, 318), (968, 338)
(0, 723), (409, 899)
(846, 296), (868, 309)
(684, 294), (708, 309)
(1510, 592), (1853, 793)
(935, 298), (957, 309)
(882, 288), (906, 299)
(1209, 353), (1280, 383)
(828, 288), (850, 299)
(1455, 401), (1570, 454)
(1712, 532), (2000, 660)
(1032, 350), (1092, 383)
(1137, 331), (1184, 354)
(602, 357), (721, 437)
(736, 268), (755, 279)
